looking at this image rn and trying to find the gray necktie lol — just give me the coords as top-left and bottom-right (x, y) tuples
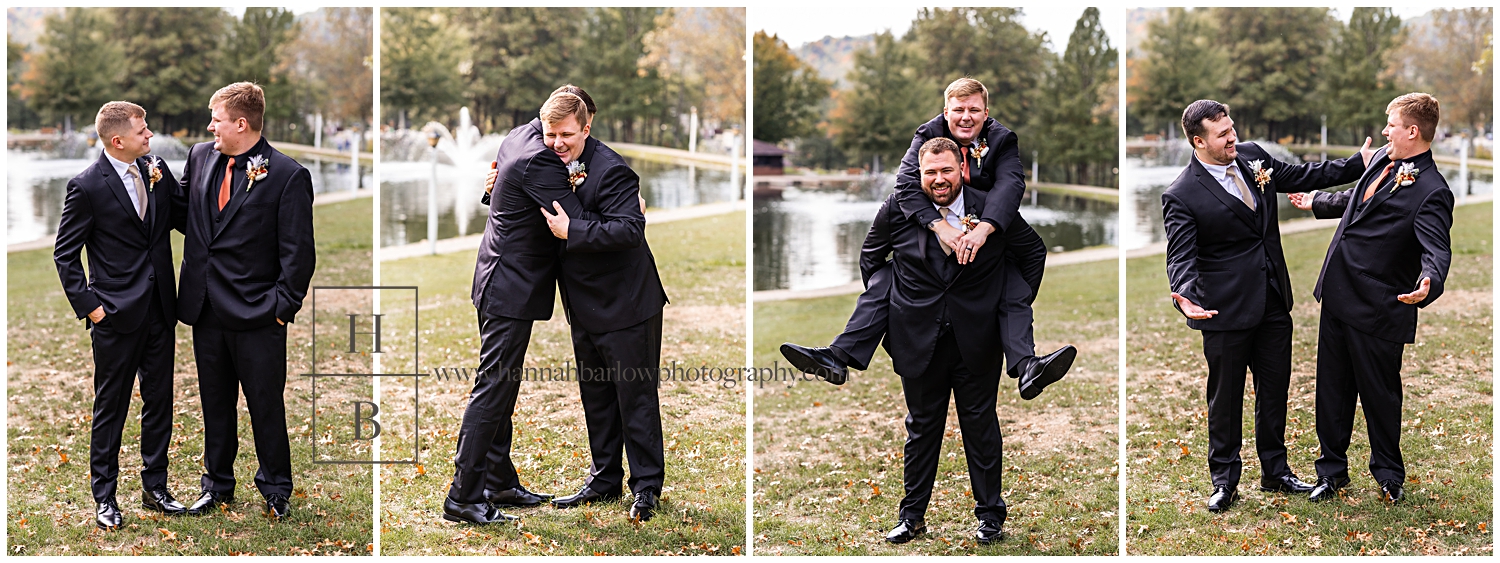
(936, 206), (953, 256)
(1226, 167), (1256, 211)
(127, 164), (147, 220)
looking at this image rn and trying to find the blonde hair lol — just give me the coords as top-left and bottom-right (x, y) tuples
(549, 84), (596, 118)
(943, 77), (988, 109)
(540, 92), (589, 128)
(1387, 92), (1440, 142)
(209, 82), (266, 132)
(95, 101), (146, 140)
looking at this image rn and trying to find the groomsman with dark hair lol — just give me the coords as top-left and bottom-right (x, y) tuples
(55, 101), (187, 529)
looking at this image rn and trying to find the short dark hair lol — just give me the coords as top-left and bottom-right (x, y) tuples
(918, 137), (961, 165)
(1181, 99), (1229, 147)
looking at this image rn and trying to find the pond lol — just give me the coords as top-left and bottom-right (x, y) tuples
(1124, 153), (1494, 250)
(379, 155), (742, 247)
(7, 146), (369, 245)
(753, 182), (1118, 291)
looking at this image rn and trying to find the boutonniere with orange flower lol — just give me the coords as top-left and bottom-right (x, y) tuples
(146, 157), (163, 192)
(245, 155), (269, 192)
(971, 139), (988, 160)
(960, 214), (980, 232)
(566, 160), (587, 190)
(1390, 162), (1419, 193)
(1247, 159), (1273, 189)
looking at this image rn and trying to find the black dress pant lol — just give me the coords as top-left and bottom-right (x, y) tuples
(449, 313), (532, 504)
(1313, 311), (1407, 484)
(89, 292), (174, 502)
(1200, 285), (1293, 488)
(831, 225), (1042, 372)
(897, 330), (1006, 524)
(193, 300), (292, 498)
(574, 312), (665, 496)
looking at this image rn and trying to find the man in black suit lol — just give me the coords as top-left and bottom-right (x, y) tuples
(55, 101), (188, 529)
(174, 82), (315, 519)
(536, 86), (671, 522)
(873, 137), (1008, 545)
(446, 93), (592, 525)
(1288, 93), (1453, 504)
(782, 77), (1072, 400)
(1162, 99), (1372, 512)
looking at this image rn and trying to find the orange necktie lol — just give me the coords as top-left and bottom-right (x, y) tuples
(1362, 162), (1396, 203)
(961, 146), (971, 184)
(218, 157), (235, 211)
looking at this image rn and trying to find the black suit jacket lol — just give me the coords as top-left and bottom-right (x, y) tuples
(1162, 142), (1365, 331)
(55, 152), (179, 333)
(863, 187), (1004, 378)
(1310, 148), (1452, 343)
(557, 138), (669, 333)
(471, 119), (588, 320)
(894, 114), (1026, 233)
(175, 136), (315, 330)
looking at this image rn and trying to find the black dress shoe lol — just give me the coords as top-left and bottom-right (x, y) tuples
(1308, 475), (1350, 502)
(96, 498), (123, 530)
(1206, 484), (1238, 512)
(443, 496), (518, 524)
(1017, 345), (1076, 400)
(142, 487), (187, 515)
(186, 490), (234, 515)
(975, 519), (1005, 544)
(265, 494), (291, 519)
(779, 343), (849, 385)
(486, 486), (549, 508)
(629, 490), (658, 522)
(1260, 473), (1315, 494)
(551, 486), (623, 509)
(1380, 480), (1404, 504)
(885, 518), (926, 544)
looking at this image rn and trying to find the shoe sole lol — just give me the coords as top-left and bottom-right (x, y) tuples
(779, 344), (845, 385)
(1020, 346), (1076, 400)
(442, 513), (490, 524)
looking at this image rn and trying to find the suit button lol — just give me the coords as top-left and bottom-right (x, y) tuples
(148, 274), (155, 281)
(216, 217), (222, 223)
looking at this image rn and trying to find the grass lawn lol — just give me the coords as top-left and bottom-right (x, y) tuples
(377, 211), (747, 556)
(1125, 201), (1492, 555)
(752, 258), (1120, 555)
(6, 197), (375, 555)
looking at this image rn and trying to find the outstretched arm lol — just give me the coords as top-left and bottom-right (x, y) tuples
(1162, 193), (1214, 319)
(1269, 138), (1372, 193)
(1403, 188), (1453, 307)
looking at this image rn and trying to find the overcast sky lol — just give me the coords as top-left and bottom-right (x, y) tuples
(753, 6), (1123, 55)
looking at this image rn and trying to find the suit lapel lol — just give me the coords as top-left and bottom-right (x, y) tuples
(1192, 158), (1257, 231)
(212, 151), (254, 241)
(98, 154), (148, 236)
(1350, 150), (1400, 226)
(135, 156), (157, 234)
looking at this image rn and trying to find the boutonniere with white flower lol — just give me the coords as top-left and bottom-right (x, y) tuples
(245, 155), (268, 192)
(960, 214), (980, 232)
(566, 160), (587, 190)
(1390, 162), (1419, 193)
(971, 139), (988, 160)
(147, 157), (163, 192)
(1247, 159), (1273, 189)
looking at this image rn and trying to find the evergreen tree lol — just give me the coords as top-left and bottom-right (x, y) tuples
(1321, 8), (1403, 144)
(832, 31), (935, 171)
(752, 31), (829, 143)
(23, 8), (125, 132)
(1130, 8), (1230, 138)
(113, 7), (231, 134)
(380, 8), (467, 126)
(1036, 8), (1118, 186)
(1214, 7), (1333, 141)
(908, 8), (1048, 135)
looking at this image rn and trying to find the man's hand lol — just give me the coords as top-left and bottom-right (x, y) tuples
(639, 194), (647, 214)
(87, 306), (105, 323)
(1358, 136), (1381, 167)
(1397, 277), (1431, 305)
(483, 162), (498, 194)
(1171, 292), (1218, 320)
(1287, 192), (1314, 211)
(541, 201), (570, 239)
(276, 318), (286, 326)
(933, 221), (965, 256)
(954, 222), (993, 265)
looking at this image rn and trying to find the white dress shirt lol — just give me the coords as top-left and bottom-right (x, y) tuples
(931, 189), (967, 230)
(1196, 155), (1247, 200)
(103, 150), (145, 217)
